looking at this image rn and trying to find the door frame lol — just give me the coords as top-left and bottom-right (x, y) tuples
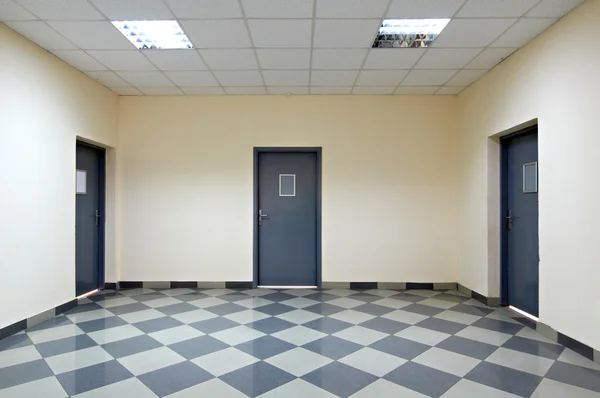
(253, 147), (322, 288)
(499, 125), (538, 306)
(76, 140), (107, 292)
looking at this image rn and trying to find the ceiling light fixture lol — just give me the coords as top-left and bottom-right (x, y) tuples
(112, 20), (193, 50)
(372, 19), (450, 48)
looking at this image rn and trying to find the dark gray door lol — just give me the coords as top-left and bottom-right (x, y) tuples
(76, 143), (103, 296)
(258, 152), (317, 286)
(505, 129), (539, 316)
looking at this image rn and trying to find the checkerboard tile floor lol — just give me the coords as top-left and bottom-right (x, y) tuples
(1, 288), (599, 397)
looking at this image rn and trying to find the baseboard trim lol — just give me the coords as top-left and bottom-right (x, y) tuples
(457, 283), (500, 307)
(109, 281), (253, 290)
(0, 298), (79, 341)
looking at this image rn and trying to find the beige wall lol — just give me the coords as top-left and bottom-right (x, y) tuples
(117, 96), (460, 283)
(457, 0), (599, 349)
(0, 24), (118, 328)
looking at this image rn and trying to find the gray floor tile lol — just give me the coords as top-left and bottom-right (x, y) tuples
(304, 303), (347, 316)
(163, 378), (247, 398)
(434, 309), (482, 325)
(304, 292), (339, 302)
(45, 346), (113, 375)
(302, 361), (378, 397)
(329, 310), (376, 324)
(247, 317), (296, 334)
(0, 333), (33, 352)
(0, 359), (53, 389)
(220, 361), (296, 396)
(545, 361), (600, 393)
(25, 317), (73, 332)
(392, 293), (428, 303)
(107, 303), (151, 315)
(441, 379), (522, 398)
(558, 348), (600, 371)
(327, 297), (365, 309)
(279, 297), (320, 309)
(276, 309), (323, 325)
(235, 335), (295, 359)
(455, 326), (513, 346)
(101, 335), (163, 359)
(134, 317), (185, 334)
(169, 335), (228, 359)
(471, 318), (524, 335)
(370, 335), (430, 360)
(256, 303), (297, 316)
(219, 293), (252, 302)
(402, 304), (445, 317)
(157, 303), (200, 316)
(450, 304), (495, 317)
(72, 377), (157, 398)
(502, 336), (565, 360)
(303, 317), (353, 334)
(259, 378), (339, 398)
(465, 361), (542, 397)
(384, 362), (460, 398)
(339, 347), (406, 377)
(118, 309), (166, 324)
(261, 292), (301, 302)
(174, 293), (211, 302)
(353, 303), (395, 316)
(64, 303), (103, 315)
(77, 316), (128, 333)
(35, 334), (97, 358)
(433, 294), (471, 304)
(348, 293), (384, 302)
(138, 361), (213, 396)
(303, 335), (363, 360)
(131, 293), (170, 302)
(381, 309), (429, 325)
(190, 316), (239, 334)
(204, 303), (246, 316)
(395, 325), (451, 346)
(265, 347), (333, 377)
(436, 336), (499, 360)
(359, 317), (410, 334)
(56, 360), (133, 395)
(531, 378), (600, 398)
(485, 347), (554, 377)
(0, 376), (67, 398)
(351, 379), (431, 397)
(192, 347), (259, 376)
(416, 317), (467, 335)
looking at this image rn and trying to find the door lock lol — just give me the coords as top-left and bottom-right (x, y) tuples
(259, 209), (268, 226)
(506, 210), (512, 231)
(95, 210), (101, 227)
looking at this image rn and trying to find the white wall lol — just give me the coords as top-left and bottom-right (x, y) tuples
(117, 96), (459, 283)
(0, 24), (118, 328)
(457, 0), (599, 349)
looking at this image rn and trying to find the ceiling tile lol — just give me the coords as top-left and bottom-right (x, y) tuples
(445, 69), (487, 86)
(310, 86), (352, 94)
(316, 0), (389, 18)
(311, 49), (368, 69)
(248, 19), (311, 48)
(181, 86), (225, 95)
(311, 70), (358, 86)
(241, 0), (313, 18)
(414, 49), (481, 69)
(117, 71), (174, 86)
(465, 47), (517, 69)
(437, 86), (465, 95)
(352, 86), (395, 94)
(256, 49), (310, 69)
(267, 86), (309, 94)
(5, 21), (77, 49)
(0, 0), (37, 21)
(387, 0), (464, 18)
(363, 48), (425, 69)
(52, 50), (107, 71)
(138, 86), (184, 95)
(14, 0), (104, 20)
(89, 0), (173, 20)
(180, 20), (251, 49)
(492, 18), (556, 48)
(48, 21), (134, 50)
(356, 70), (408, 86)
(225, 87), (266, 94)
(457, 0), (539, 17)
(401, 70), (457, 86)
(165, 0), (242, 18)
(164, 71), (219, 86)
(87, 50), (156, 71)
(527, 0), (585, 17)
(394, 86), (440, 94)
(200, 49), (258, 70)
(144, 50), (207, 71)
(313, 19), (381, 48)
(110, 86), (143, 95)
(263, 70), (309, 86)
(433, 18), (516, 48)
(214, 70), (263, 86)
(85, 71), (131, 87)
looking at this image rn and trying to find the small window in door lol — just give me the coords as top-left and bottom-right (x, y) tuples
(523, 162), (538, 193)
(76, 170), (87, 194)
(279, 174), (296, 196)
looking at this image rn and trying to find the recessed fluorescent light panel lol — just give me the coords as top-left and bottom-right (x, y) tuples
(372, 19), (450, 48)
(112, 20), (193, 50)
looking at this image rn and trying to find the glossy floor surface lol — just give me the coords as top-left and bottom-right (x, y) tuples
(1, 288), (599, 397)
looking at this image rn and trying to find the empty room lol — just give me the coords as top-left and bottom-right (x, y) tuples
(1, 0), (599, 397)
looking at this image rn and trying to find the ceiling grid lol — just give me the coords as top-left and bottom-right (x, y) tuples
(0, 0), (585, 95)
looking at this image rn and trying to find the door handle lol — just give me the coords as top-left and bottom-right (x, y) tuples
(506, 210), (512, 231)
(259, 209), (268, 226)
(95, 210), (101, 227)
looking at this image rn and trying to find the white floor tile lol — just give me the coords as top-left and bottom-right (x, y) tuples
(45, 346), (113, 374)
(441, 379), (521, 398)
(280, 297), (319, 308)
(515, 327), (560, 345)
(149, 325), (204, 345)
(235, 297), (274, 309)
(405, 290), (441, 298)
(188, 297), (228, 308)
(118, 347), (185, 376)
(329, 310), (375, 324)
(118, 309), (165, 324)
(326, 289), (357, 297)
(0, 345), (41, 369)
(265, 347), (332, 376)
(455, 326), (512, 346)
(210, 325), (265, 346)
(363, 289), (400, 297)
(66, 309), (113, 324)
(485, 311), (522, 324)
(143, 297), (182, 309)
(276, 309), (323, 324)
(372, 298), (412, 309)
(485, 347), (554, 376)
(223, 309), (270, 324)
(327, 298), (364, 309)
(98, 297), (136, 308)
(413, 347), (481, 377)
(272, 326), (326, 346)
(87, 324), (143, 345)
(192, 347), (258, 376)
(557, 348), (600, 371)
(381, 310), (429, 325)
(160, 288), (195, 297)
(530, 378), (600, 398)
(165, 379), (247, 398)
(350, 379), (430, 398)
(395, 326), (450, 346)
(28, 324), (84, 344)
(73, 377), (158, 398)
(434, 310), (481, 325)
(339, 347), (406, 376)
(0, 377), (67, 398)
(259, 379), (338, 398)
(418, 298), (458, 310)
(201, 289), (236, 297)
(334, 326), (388, 346)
